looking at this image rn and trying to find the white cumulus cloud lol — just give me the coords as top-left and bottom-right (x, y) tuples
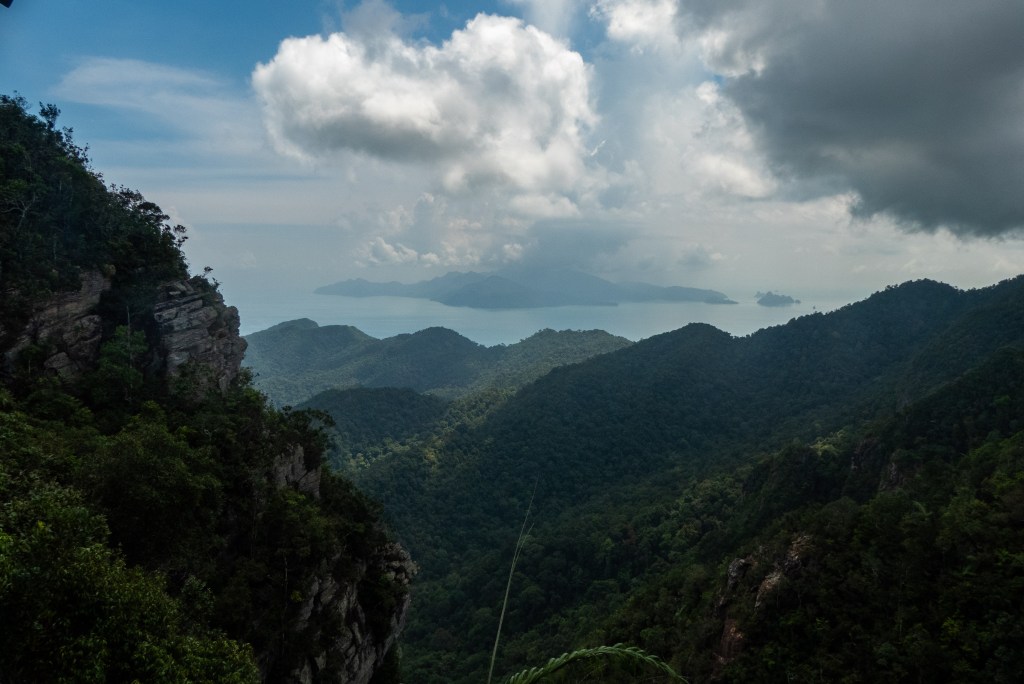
(590, 0), (680, 49)
(252, 14), (598, 202)
(363, 236), (420, 265)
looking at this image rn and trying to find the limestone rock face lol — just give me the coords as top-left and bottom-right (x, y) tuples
(273, 445), (323, 499)
(272, 445), (416, 684)
(2, 273), (247, 393)
(290, 542), (415, 684)
(4, 271), (413, 684)
(2, 271), (111, 379)
(153, 277), (247, 393)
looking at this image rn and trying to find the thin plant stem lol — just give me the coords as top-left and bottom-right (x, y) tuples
(487, 484), (536, 684)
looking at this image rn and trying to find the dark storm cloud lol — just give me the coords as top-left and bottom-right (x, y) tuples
(678, 0), (1024, 236)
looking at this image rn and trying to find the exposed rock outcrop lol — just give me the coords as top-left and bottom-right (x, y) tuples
(754, 533), (812, 609)
(271, 444), (416, 684)
(2, 270), (413, 684)
(2, 272), (246, 394)
(153, 277), (247, 393)
(714, 534), (814, 670)
(273, 445), (323, 499)
(714, 557), (755, 670)
(290, 542), (415, 684)
(2, 271), (111, 379)
(717, 618), (745, 664)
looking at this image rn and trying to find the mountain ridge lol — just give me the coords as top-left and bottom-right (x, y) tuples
(244, 321), (633, 405)
(344, 274), (1024, 683)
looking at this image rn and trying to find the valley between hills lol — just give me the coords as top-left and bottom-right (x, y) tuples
(245, 275), (1024, 683)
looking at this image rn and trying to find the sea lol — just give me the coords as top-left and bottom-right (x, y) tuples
(226, 288), (857, 347)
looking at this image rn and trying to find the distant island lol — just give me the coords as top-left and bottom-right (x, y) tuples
(315, 268), (736, 309)
(756, 291), (801, 307)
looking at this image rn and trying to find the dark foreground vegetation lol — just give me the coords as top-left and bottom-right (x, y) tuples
(244, 319), (631, 406)
(0, 95), (406, 682)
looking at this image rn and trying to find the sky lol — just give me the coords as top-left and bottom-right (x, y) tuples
(2, 0), (1024, 307)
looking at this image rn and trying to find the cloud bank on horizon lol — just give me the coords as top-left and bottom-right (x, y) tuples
(8, 0), (1023, 297)
(240, 0), (1024, 284)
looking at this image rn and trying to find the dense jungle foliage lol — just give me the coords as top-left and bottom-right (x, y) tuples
(244, 319), (631, 405)
(0, 96), (188, 348)
(297, 387), (450, 474)
(330, 275), (1024, 683)
(0, 96), (403, 682)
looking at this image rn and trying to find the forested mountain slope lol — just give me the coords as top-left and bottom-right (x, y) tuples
(244, 320), (631, 405)
(0, 96), (410, 683)
(348, 274), (1024, 683)
(298, 387), (450, 473)
(602, 345), (1024, 681)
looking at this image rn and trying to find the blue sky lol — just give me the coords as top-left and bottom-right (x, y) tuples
(3, 0), (1023, 309)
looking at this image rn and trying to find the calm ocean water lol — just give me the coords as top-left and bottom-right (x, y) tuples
(226, 288), (854, 346)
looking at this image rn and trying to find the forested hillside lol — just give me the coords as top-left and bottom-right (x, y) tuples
(0, 96), (410, 683)
(343, 274), (1024, 683)
(244, 320), (631, 405)
(298, 387), (450, 473)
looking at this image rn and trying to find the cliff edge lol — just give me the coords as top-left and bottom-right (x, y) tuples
(3, 272), (247, 395)
(0, 271), (414, 684)
(0, 93), (412, 684)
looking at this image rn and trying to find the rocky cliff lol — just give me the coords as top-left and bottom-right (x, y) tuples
(0, 98), (413, 683)
(152, 276), (248, 393)
(1, 270), (414, 684)
(274, 446), (416, 684)
(290, 540), (414, 684)
(2, 271), (247, 393)
(2, 270), (111, 379)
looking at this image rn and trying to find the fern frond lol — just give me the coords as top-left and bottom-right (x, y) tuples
(502, 643), (685, 684)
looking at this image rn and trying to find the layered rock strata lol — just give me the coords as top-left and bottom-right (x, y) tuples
(3, 271), (413, 684)
(153, 277), (247, 392)
(2, 272), (247, 394)
(290, 542), (415, 684)
(2, 270), (110, 379)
